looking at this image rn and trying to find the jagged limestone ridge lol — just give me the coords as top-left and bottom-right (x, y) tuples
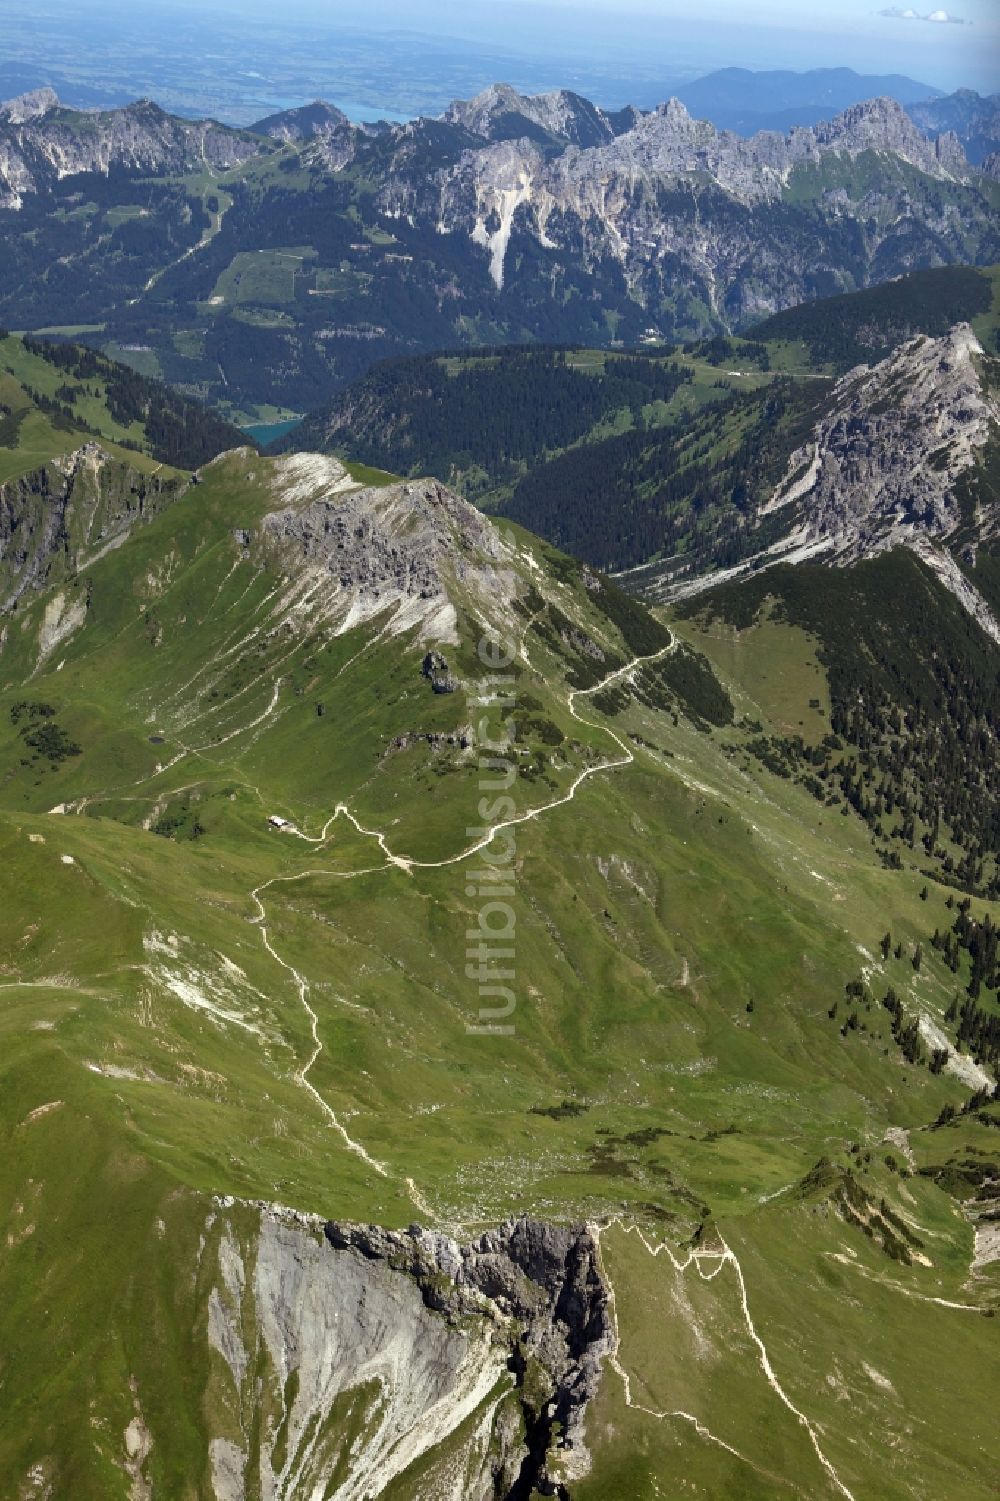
(0, 443), (185, 614)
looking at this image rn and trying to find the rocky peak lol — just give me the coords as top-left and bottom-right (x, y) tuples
(250, 98), (350, 143)
(260, 456), (516, 643)
(816, 95), (969, 175)
(736, 324), (1000, 638)
(776, 323), (995, 546)
(655, 97), (696, 128)
(818, 94), (912, 138)
(935, 129), (970, 173)
(0, 98), (270, 208)
(0, 86), (58, 124)
(444, 81), (616, 147)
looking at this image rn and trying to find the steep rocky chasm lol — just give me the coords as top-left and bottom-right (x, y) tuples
(0, 444), (186, 614)
(203, 1204), (613, 1500)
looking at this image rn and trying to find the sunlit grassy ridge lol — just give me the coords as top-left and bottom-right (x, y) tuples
(0, 437), (996, 1497)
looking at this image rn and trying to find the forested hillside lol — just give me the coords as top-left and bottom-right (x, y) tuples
(281, 345), (694, 491)
(679, 551), (1000, 897)
(753, 264), (998, 366)
(0, 333), (249, 471)
(286, 339), (829, 571)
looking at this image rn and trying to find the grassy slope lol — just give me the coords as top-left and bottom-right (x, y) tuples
(0, 450), (996, 1496)
(0, 340), (162, 483)
(0, 333), (247, 481)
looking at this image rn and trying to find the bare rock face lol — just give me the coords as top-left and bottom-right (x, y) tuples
(0, 99), (268, 208)
(378, 94), (983, 303)
(0, 444), (184, 614)
(422, 649), (459, 693)
(324, 1214), (614, 1484)
(261, 465), (514, 643)
(664, 324), (1000, 642)
(204, 1205), (613, 1499)
(766, 324), (997, 563)
(444, 83), (619, 149)
(251, 99), (351, 143)
(0, 87), (59, 124)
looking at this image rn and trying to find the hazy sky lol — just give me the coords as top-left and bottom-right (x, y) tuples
(177, 0), (998, 88)
(5, 0), (998, 108)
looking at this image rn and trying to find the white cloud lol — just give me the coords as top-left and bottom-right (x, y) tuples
(878, 5), (967, 20)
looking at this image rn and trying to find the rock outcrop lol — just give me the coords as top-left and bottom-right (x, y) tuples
(0, 86), (59, 125)
(762, 324), (997, 562)
(660, 324), (1000, 640)
(204, 1203), (613, 1499)
(907, 87), (1000, 167)
(0, 98), (268, 209)
(0, 444), (184, 614)
(444, 83), (623, 149)
(261, 459), (515, 643)
(251, 99), (351, 143)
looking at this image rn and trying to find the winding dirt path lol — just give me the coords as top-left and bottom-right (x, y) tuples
(249, 636), (677, 1217)
(594, 1219), (857, 1501)
(289, 637), (679, 873)
(249, 875), (391, 1179)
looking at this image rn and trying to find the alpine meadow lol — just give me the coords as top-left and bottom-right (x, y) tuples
(0, 5), (998, 1499)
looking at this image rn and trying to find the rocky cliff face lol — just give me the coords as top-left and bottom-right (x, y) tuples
(444, 84), (624, 148)
(0, 87), (60, 125)
(250, 99), (351, 144)
(763, 324), (997, 561)
(660, 325), (1000, 640)
(372, 95), (992, 313)
(0, 95), (268, 209)
(259, 455), (516, 644)
(0, 444), (184, 615)
(907, 88), (1000, 167)
(204, 1203), (613, 1500)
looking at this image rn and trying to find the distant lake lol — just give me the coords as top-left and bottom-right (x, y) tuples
(243, 418), (302, 448)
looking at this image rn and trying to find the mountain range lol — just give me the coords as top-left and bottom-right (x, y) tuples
(673, 64), (943, 135)
(0, 83), (997, 420)
(0, 51), (999, 1499)
(662, 67), (996, 160)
